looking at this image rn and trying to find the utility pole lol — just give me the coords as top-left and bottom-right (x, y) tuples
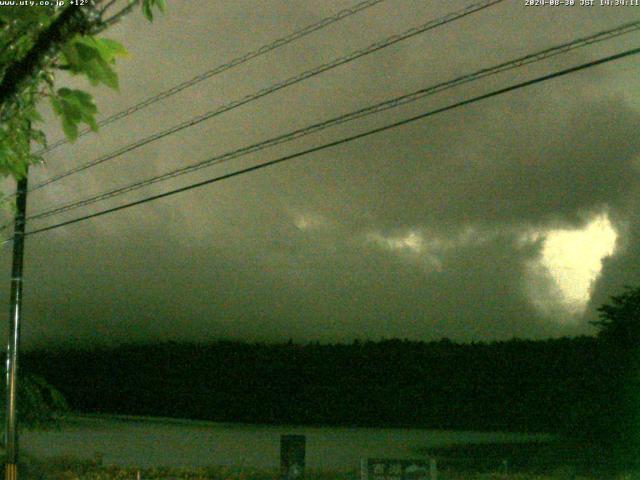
(4, 169), (28, 480)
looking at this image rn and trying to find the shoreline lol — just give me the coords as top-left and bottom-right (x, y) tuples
(68, 412), (557, 438)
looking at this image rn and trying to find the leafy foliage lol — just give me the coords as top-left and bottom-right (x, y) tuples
(0, 373), (69, 429)
(59, 35), (127, 89)
(142, 0), (167, 21)
(0, 6), (54, 61)
(0, 6), (56, 179)
(592, 286), (640, 349)
(0, 0), (166, 182)
(585, 287), (640, 465)
(50, 88), (98, 141)
(0, 99), (44, 178)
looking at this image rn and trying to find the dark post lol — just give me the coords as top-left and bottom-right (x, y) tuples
(280, 434), (305, 480)
(4, 169), (28, 480)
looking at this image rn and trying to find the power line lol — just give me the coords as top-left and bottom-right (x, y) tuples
(37, 0), (388, 155)
(19, 20), (640, 226)
(14, 44), (640, 242)
(27, 0), (505, 194)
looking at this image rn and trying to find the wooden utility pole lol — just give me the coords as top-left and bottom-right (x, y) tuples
(4, 170), (28, 480)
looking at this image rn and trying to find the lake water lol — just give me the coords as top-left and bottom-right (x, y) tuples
(20, 415), (551, 470)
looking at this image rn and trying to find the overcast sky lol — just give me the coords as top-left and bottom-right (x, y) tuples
(2, 0), (640, 347)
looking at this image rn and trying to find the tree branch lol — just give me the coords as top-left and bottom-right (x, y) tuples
(99, 0), (121, 16)
(95, 0), (140, 32)
(0, 6), (94, 114)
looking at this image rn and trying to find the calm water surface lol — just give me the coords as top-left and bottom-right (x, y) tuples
(20, 415), (551, 469)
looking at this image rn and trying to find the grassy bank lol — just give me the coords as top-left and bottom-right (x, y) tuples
(8, 455), (640, 480)
(421, 441), (639, 479)
(0, 458), (355, 480)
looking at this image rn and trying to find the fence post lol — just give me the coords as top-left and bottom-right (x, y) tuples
(429, 458), (437, 480)
(360, 458), (368, 480)
(280, 435), (305, 480)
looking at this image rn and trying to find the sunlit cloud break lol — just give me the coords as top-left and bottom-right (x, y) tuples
(368, 231), (424, 253)
(526, 214), (617, 316)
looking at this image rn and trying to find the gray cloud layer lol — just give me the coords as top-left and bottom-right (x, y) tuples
(1, 0), (640, 347)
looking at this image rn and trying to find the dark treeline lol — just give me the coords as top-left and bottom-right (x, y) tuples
(21, 335), (611, 435)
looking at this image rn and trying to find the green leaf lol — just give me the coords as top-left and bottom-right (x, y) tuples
(31, 129), (47, 148)
(142, 1), (153, 21)
(142, 0), (166, 22)
(75, 36), (127, 63)
(0, 143), (12, 168)
(12, 157), (27, 178)
(75, 43), (119, 89)
(59, 37), (123, 90)
(24, 106), (43, 123)
(94, 60), (119, 89)
(58, 88), (97, 114)
(60, 89), (97, 127)
(62, 116), (78, 142)
(49, 96), (63, 115)
(94, 38), (127, 60)
(60, 44), (81, 72)
(50, 89), (99, 142)
(0, 8), (46, 25)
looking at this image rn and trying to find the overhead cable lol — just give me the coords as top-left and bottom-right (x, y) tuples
(38, 0), (389, 155)
(28, 0), (505, 194)
(20, 20), (640, 226)
(13, 45), (640, 241)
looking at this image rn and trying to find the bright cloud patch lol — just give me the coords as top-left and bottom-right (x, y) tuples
(367, 230), (441, 270)
(367, 227), (491, 271)
(368, 231), (424, 253)
(293, 213), (328, 231)
(527, 214), (617, 314)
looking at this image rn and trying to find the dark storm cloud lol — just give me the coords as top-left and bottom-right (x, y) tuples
(280, 89), (640, 233)
(15, 215), (559, 346)
(2, 0), (640, 346)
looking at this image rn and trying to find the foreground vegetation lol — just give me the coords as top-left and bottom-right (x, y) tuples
(423, 441), (637, 479)
(11, 441), (640, 480)
(9, 454), (640, 480)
